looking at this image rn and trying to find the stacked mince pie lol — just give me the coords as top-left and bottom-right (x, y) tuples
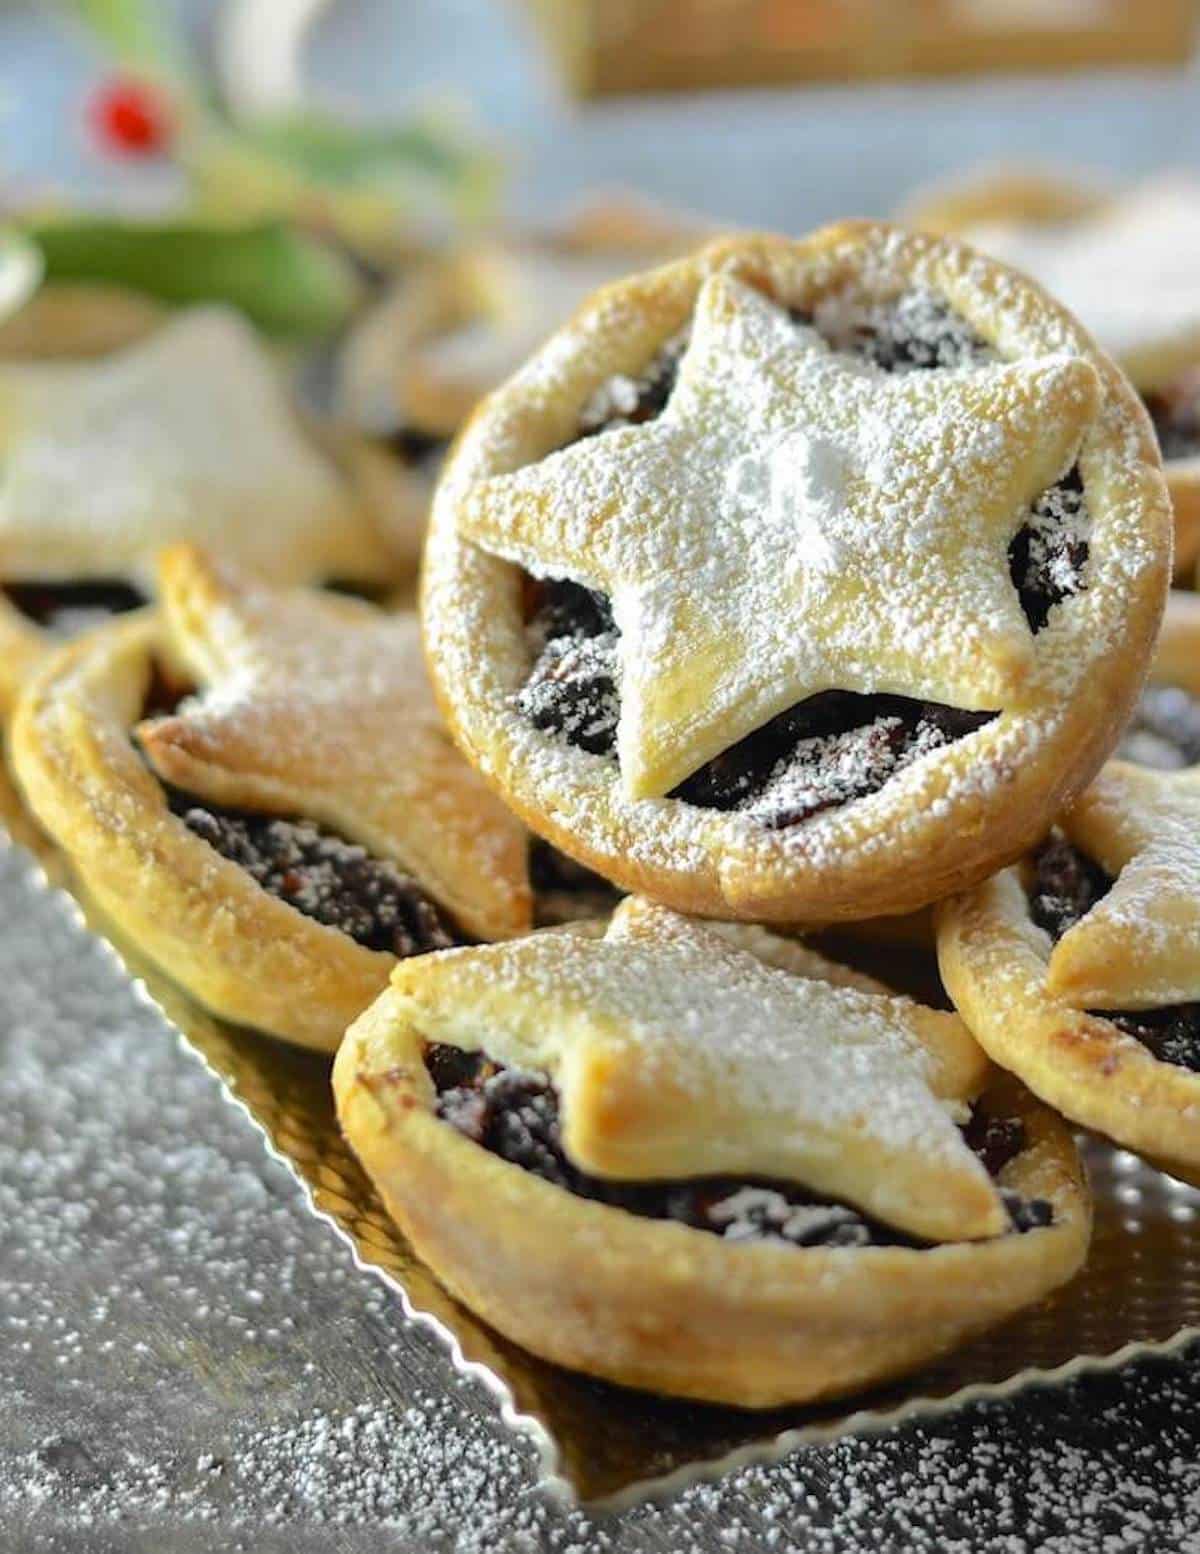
(10, 215), (1200, 1412)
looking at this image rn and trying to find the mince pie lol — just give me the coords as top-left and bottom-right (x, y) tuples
(334, 898), (1089, 1407)
(10, 545), (530, 1050)
(938, 760), (1200, 1184)
(904, 169), (1200, 581)
(1118, 591), (1200, 770)
(0, 307), (398, 710)
(423, 224), (1170, 924)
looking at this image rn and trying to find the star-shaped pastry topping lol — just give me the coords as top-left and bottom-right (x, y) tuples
(965, 177), (1200, 389)
(137, 545), (530, 943)
(0, 307), (395, 590)
(1049, 760), (1200, 1010)
(461, 273), (1100, 797)
(392, 897), (1005, 1243)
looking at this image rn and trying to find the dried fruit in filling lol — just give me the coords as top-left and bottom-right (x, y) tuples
(167, 788), (457, 958)
(427, 1044), (1052, 1243)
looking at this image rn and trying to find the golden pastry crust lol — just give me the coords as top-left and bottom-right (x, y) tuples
(0, 282), (166, 360)
(903, 168), (1200, 578)
(10, 560), (531, 1051)
(1151, 590), (1200, 693)
(423, 222), (1171, 924)
(0, 307), (400, 711)
(334, 910), (1089, 1408)
(1051, 762), (1200, 1010)
(10, 615), (392, 1050)
(901, 166), (1109, 240)
(937, 818), (1200, 1186)
(140, 545), (531, 944)
(0, 286), (166, 714)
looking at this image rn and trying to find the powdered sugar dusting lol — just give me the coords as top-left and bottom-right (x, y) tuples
(395, 901), (1000, 1241)
(461, 269), (1099, 802)
(0, 308), (391, 590)
(141, 552), (530, 942)
(424, 225), (1170, 900)
(4, 801), (1200, 1542)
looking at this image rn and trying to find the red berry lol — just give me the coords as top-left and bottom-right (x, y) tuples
(88, 78), (173, 157)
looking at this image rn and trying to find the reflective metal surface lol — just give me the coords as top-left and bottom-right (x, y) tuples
(6, 771), (1200, 1510)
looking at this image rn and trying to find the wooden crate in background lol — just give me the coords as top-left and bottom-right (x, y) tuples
(519, 0), (1194, 97)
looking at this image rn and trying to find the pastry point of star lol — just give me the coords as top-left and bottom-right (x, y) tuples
(389, 903), (1008, 1243)
(1047, 761), (1200, 1010)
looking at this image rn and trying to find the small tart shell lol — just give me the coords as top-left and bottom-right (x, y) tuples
(334, 984), (1089, 1409)
(423, 222), (1170, 924)
(11, 615), (412, 1052)
(938, 867), (1200, 1186)
(903, 169), (1200, 579)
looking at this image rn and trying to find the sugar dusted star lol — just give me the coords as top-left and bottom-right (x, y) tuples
(461, 274), (1100, 798)
(391, 897), (1005, 1243)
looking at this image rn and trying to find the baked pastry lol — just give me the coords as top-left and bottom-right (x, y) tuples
(0, 306), (398, 710)
(903, 170), (1200, 580)
(334, 897), (1089, 1407)
(317, 197), (698, 571)
(10, 545), (530, 1051)
(424, 223), (1171, 923)
(938, 759), (1200, 1184)
(0, 283), (164, 360)
(1117, 591), (1200, 769)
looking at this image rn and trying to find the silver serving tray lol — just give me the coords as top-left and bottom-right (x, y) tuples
(5, 765), (1200, 1507)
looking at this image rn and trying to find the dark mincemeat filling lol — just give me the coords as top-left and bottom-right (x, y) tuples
(426, 1043), (1052, 1246)
(6, 576), (394, 634)
(4, 580), (148, 635)
(1030, 836), (1200, 1071)
(137, 673), (458, 958)
(518, 577), (995, 828)
(164, 786), (457, 958)
(516, 288), (1090, 826)
(1143, 375), (1200, 462)
(1118, 683), (1200, 770)
(528, 836), (623, 926)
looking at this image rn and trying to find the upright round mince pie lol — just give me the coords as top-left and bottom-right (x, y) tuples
(903, 169), (1200, 581)
(423, 224), (1171, 924)
(10, 545), (530, 1051)
(938, 759), (1200, 1184)
(0, 306), (399, 711)
(334, 897), (1090, 1407)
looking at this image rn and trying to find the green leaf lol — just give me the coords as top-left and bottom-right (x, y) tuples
(24, 219), (362, 339)
(0, 230), (44, 325)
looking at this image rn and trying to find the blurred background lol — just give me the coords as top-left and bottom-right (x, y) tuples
(1, 0), (1198, 235)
